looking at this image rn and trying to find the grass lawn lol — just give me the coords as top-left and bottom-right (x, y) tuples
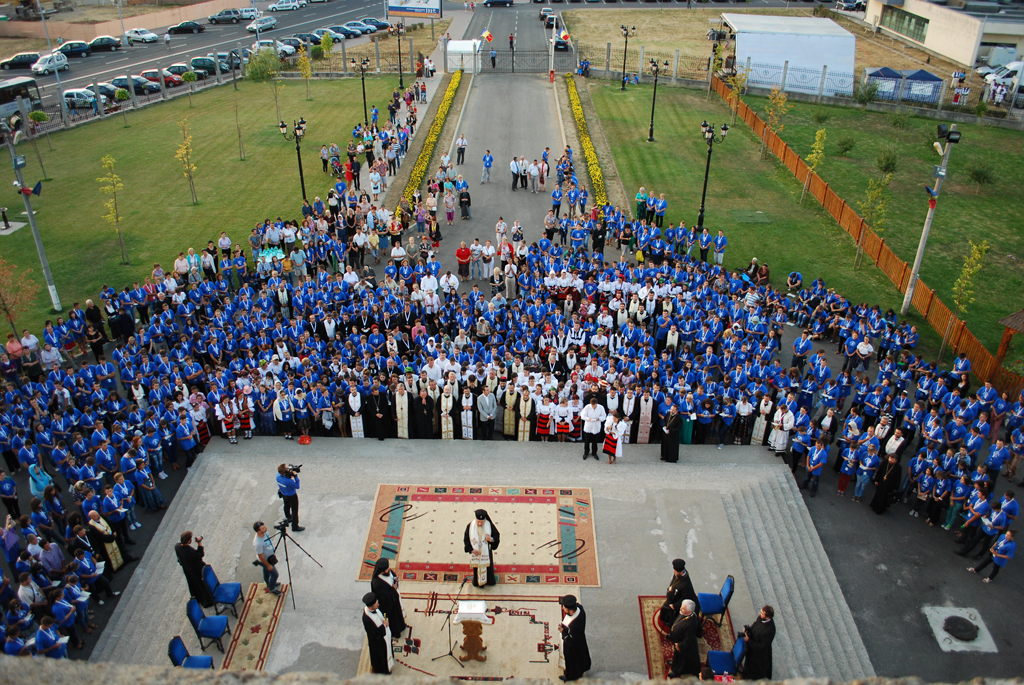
(0, 76), (400, 334)
(586, 80), (949, 357)
(740, 93), (1024, 354)
(562, 8), (967, 75)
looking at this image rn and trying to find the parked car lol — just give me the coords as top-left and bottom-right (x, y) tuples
(312, 28), (346, 43)
(86, 82), (118, 100)
(279, 37), (303, 51)
(169, 21), (205, 34)
(126, 28), (159, 43)
(342, 21), (374, 34)
(238, 6), (261, 18)
(358, 18), (389, 30)
(292, 32), (321, 45)
(327, 25), (360, 39)
(483, 0), (514, 6)
(167, 63), (207, 79)
(89, 35), (122, 52)
(0, 52), (39, 70)
(247, 16), (278, 32)
(539, 7), (553, 19)
(834, 0), (864, 9)
(985, 60), (1023, 87)
(211, 51), (244, 69)
(190, 56), (231, 76)
(209, 9), (243, 23)
(31, 52), (68, 75)
(268, 0), (301, 10)
(252, 39), (296, 57)
(140, 68), (183, 87)
(57, 41), (91, 58)
(64, 88), (101, 109)
(111, 75), (161, 95)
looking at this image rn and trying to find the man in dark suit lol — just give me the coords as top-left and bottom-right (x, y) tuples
(742, 605), (776, 679)
(558, 594), (591, 681)
(668, 599), (701, 678)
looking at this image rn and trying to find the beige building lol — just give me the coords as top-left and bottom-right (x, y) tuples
(865, 0), (1024, 67)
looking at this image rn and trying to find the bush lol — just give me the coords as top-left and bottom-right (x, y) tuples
(974, 100), (989, 118)
(812, 108), (830, 126)
(887, 110), (911, 129)
(836, 135), (856, 156)
(812, 4), (834, 17)
(311, 45), (324, 61)
(876, 144), (899, 175)
(965, 161), (994, 194)
(854, 81), (878, 107)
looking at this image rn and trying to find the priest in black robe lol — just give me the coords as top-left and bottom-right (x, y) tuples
(658, 558), (698, 627)
(361, 592), (393, 674)
(558, 594), (591, 682)
(365, 386), (392, 441)
(411, 389), (435, 439)
(667, 599), (701, 678)
(741, 605), (776, 680)
(174, 531), (215, 608)
(369, 558), (407, 637)
(464, 509), (500, 587)
(870, 454), (903, 515)
(660, 405), (683, 463)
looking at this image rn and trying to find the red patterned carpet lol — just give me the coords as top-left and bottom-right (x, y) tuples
(637, 595), (735, 680)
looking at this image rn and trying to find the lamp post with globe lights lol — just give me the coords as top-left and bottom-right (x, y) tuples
(647, 59), (669, 143)
(279, 117), (307, 200)
(620, 25), (636, 92)
(696, 120), (728, 230)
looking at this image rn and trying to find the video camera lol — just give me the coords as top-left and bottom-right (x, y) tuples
(287, 464), (302, 475)
(273, 517), (293, 532)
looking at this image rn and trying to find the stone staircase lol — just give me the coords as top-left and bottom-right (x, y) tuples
(91, 454), (259, 666)
(722, 470), (875, 680)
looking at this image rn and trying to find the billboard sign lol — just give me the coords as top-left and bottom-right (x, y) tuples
(388, 0), (441, 19)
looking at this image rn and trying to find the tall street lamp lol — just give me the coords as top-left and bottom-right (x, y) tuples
(647, 58), (668, 143)
(696, 120), (728, 230)
(619, 25), (636, 92)
(390, 22), (406, 89)
(351, 57), (371, 126)
(901, 123), (961, 315)
(0, 123), (60, 311)
(279, 117), (307, 201)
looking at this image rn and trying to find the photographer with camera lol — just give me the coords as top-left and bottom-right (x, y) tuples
(276, 464), (304, 532)
(175, 531), (215, 608)
(252, 521), (281, 596)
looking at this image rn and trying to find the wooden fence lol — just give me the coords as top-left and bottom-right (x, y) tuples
(711, 76), (1024, 397)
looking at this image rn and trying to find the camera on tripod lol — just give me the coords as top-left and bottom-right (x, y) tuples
(274, 517), (293, 532)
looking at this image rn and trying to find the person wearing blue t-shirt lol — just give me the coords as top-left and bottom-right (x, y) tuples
(481, 150), (493, 184)
(801, 440), (828, 497)
(969, 529), (1015, 582)
(276, 464), (304, 532)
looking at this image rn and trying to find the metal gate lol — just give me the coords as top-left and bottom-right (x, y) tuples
(482, 49), (576, 74)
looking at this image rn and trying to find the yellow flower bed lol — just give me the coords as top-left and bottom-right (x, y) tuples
(564, 73), (608, 207)
(401, 69), (462, 207)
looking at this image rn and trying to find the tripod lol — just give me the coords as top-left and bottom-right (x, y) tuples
(431, 576), (468, 668)
(271, 521), (322, 610)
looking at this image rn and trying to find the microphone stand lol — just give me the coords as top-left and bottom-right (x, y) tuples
(432, 576), (469, 667)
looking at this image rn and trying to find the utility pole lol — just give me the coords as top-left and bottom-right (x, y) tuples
(1, 124), (60, 311)
(901, 124), (960, 316)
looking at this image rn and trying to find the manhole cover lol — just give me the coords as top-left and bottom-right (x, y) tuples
(943, 616), (979, 642)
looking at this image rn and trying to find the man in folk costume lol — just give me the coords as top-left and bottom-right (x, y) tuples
(392, 383), (412, 439)
(439, 386), (456, 439)
(237, 386), (255, 440)
(460, 386), (476, 439)
(635, 386), (656, 444)
(769, 401), (795, 457)
(603, 412), (626, 464)
(348, 387), (365, 439)
(558, 594), (591, 682)
(581, 396), (606, 459)
(658, 558), (700, 628)
(620, 388), (636, 444)
(500, 383), (518, 439)
(215, 396), (239, 445)
(464, 509), (500, 587)
(370, 558), (407, 637)
(517, 387), (535, 441)
(411, 388), (435, 439)
(361, 592), (394, 674)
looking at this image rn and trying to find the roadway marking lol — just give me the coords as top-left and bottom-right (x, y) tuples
(109, 58), (130, 63)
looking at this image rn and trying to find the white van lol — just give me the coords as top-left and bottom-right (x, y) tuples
(984, 60), (1023, 88)
(31, 52), (68, 75)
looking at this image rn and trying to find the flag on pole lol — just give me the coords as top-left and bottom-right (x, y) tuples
(558, 28), (570, 41)
(481, 29), (493, 42)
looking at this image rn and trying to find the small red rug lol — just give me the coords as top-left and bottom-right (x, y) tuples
(637, 595), (735, 680)
(221, 582), (289, 671)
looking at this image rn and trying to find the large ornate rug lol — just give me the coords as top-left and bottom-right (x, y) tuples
(637, 595), (736, 680)
(356, 589), (565, 680)
(359, 484), (600, 587)
(221, 582), (289, 671)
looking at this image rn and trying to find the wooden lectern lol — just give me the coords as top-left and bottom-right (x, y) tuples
(453, 600), (494, 662)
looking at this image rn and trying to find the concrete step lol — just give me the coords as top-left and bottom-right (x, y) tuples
(750, 477), (849, 677)
(739, 481), (829, 677)
(720, 491), (799, 680)
(774, 472), (875, 678)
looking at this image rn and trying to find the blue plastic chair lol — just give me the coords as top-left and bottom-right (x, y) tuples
(203, 565), (243, 618)
(168, 635), (214, 669)
(698, 574), (734, 628)
(186, 598), (231, 652)
(706, 634), (746, 676)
